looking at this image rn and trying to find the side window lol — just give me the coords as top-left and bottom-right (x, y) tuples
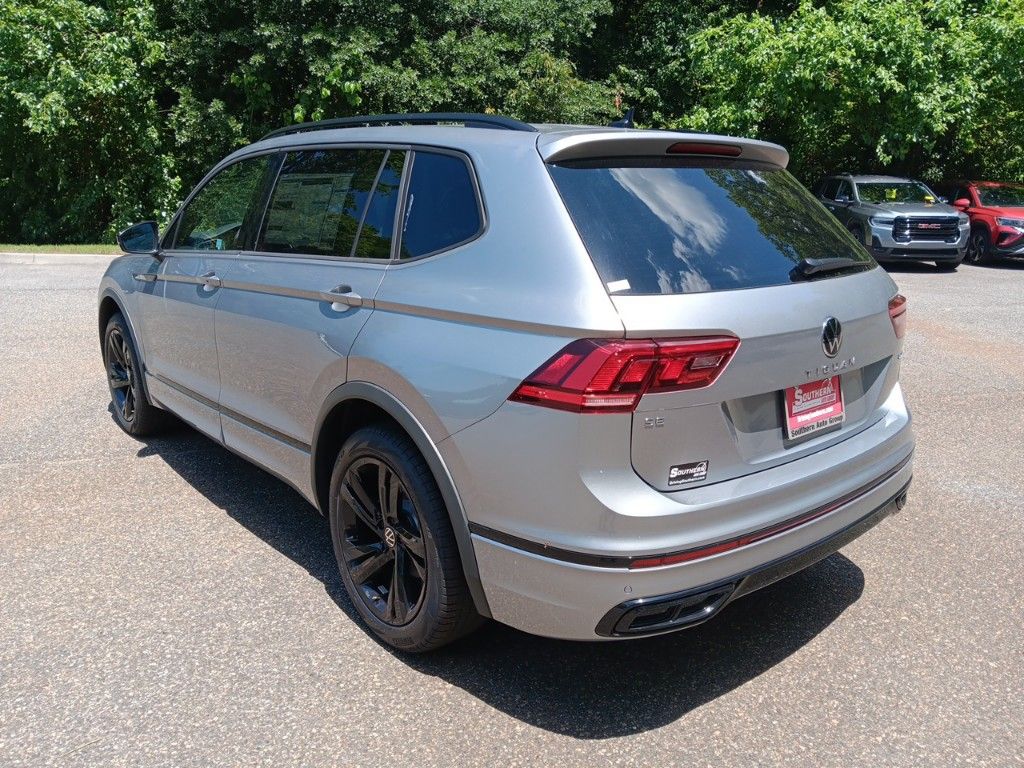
(399, 152), (482, 259)
(259, 149), (386, 257)
(353, 150), (405, 259)
(836, 180), (853, 201)
(174, 156), (271, 251)
(820, 179), (840, 200)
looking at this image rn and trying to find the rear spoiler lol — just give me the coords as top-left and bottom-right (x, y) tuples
(538, 130), (789, 168)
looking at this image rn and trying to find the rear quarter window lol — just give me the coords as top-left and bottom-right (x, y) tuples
(549, 159), (872, 295)
(399, 152), (482, 259)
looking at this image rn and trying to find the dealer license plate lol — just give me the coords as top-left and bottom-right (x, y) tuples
(784, 375), (845, 441)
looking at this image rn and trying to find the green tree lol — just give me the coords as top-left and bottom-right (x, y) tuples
(683, 0), (982, 183)
(0, 0), (177, 241)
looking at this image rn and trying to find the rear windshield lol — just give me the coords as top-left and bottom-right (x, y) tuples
(548, 159), (872, 295)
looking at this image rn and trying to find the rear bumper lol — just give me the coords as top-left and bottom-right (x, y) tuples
(469, 454), (912, 640)
(595, 478), (909, 637)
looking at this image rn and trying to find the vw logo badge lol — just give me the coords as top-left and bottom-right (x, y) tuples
(383, 527), (397, 548)
(822, 317), (843, 358)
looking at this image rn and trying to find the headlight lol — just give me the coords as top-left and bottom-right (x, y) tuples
(958, 213), (969, 225)
(869, 216), (895, 227)
(996, 217), (1024, 231)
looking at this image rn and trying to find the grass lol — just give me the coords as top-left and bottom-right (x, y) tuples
(0, 243), (121, 255)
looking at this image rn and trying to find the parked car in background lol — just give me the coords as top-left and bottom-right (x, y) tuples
(814, 174), (969, 270)
(931, 180), (1024, 264)
(99, 113), (914, 651)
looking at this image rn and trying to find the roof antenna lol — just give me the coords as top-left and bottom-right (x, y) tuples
(610, 107), (635, 129)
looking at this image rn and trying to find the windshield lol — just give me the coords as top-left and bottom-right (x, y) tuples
(977, 185), (1024, 207)
(548, 159), (872, 296)
(855, 182), (937, 204)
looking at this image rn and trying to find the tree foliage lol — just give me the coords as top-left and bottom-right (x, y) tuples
(0, 0), (1021, 242)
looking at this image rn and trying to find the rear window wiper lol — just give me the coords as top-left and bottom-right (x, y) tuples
(790, 256), (870, 281)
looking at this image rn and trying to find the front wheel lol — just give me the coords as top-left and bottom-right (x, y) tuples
(329, 425), (482, 652)
(965, 227), (991, 264)
(103, 313), (168, 436)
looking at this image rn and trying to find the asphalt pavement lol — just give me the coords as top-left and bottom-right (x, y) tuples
(1, 254), (1022, 766)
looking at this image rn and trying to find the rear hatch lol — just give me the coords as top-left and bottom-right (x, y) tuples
(544, 135), (903, 492)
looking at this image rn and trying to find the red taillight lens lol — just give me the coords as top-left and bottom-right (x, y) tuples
(509, 337), (740, 413)
(888, 294), (907, 339)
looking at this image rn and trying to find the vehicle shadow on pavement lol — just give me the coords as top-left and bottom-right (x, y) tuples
(136, 422), (866, 739)
(412, 554), (863, 738)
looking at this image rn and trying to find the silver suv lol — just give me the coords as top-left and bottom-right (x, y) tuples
(99, 114), (914, 651)
(814, 173), (969, 270)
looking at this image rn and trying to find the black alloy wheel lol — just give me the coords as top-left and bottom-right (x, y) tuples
(338, 456), (428, 626)
(106, 326), (137, 424)
(103, 312), (168, 437)
(965, 228), (990, 264)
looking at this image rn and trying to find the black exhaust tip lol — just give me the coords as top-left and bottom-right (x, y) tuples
(895, 490), (909, 511)
(596, 583), (736, 637)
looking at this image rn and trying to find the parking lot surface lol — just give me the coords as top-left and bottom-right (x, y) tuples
(1, 254), (1022, 766)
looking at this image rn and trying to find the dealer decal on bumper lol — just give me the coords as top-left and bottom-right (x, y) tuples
(668, 460), (709, 486)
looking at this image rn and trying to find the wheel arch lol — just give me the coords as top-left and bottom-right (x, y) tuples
(98, 288), (157, 406)
(311, 381), (491, 618)
(98, 290), (124, 349)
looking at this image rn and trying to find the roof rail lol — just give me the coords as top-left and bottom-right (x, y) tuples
(260, 112), (538, 141)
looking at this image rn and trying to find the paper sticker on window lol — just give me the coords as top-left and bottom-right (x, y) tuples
(607, 279), (631, 293)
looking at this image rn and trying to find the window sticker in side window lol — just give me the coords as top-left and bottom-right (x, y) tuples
(259, 149), (385, 257)
(263, 171), (356, 250)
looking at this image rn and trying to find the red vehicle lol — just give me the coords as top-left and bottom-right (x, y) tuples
(935, 181), (1024, 263)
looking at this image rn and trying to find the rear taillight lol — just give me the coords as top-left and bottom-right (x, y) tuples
(508, 337), (740, 414)
(888, 294), (907, 339)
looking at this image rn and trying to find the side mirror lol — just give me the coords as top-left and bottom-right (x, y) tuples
(117, 221), (162, 257)
(835, 194), (850, 204)
(953, 198), (971, 210)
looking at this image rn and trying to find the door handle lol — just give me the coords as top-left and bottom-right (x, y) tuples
(199, 271), (222, 292)
(320, 284), (363, 310)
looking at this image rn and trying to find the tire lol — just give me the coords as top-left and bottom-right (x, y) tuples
(329, 424), (482, 652)
(965, 227), (991, 264)
(103, 312), (168, 437)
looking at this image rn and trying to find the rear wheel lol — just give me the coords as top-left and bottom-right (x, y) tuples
(103, 313), (168, 436)
(965, 227), (991, 264)
(329, 425), (481, 652)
